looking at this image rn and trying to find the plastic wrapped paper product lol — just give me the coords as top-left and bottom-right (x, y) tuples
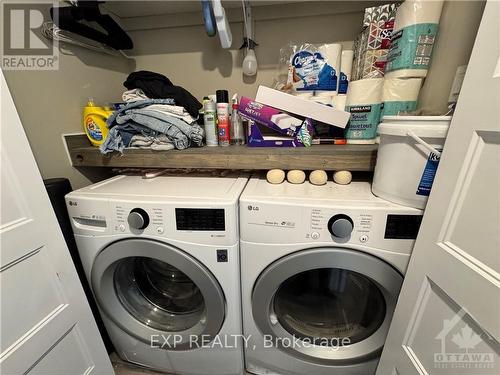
(352, 3), (399, 80)
(381, 77), (423, 117)
(385, 0), (444, 78)
(277, 43), (342, 94)
(363, 3), (399, 28)
(338, 50), (354, 94)
(345, 78), (384, 144)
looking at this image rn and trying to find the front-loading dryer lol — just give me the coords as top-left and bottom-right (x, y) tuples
(239, 177), (423, 375)
(66, 174), (248, 375)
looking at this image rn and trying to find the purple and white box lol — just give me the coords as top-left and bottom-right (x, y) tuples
(238, 97), (303, 137)
(247, 119), (313, 147)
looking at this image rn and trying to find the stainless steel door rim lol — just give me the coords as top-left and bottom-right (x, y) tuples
(91, 238), (226, 350)
(252, 247), (403, 365)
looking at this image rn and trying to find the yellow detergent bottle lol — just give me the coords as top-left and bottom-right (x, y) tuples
(83, 98), (113, 146)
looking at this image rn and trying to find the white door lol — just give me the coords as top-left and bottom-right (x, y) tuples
(0, 70), (113, 374)
(377, 2), (499, 374)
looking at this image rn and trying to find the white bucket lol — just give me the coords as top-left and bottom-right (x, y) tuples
(372, 116), (451, 209)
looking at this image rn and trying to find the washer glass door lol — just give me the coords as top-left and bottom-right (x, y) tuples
(92, 239), (225, 349)
(252, 248), (403, 364)
(114, 257), (206, 332)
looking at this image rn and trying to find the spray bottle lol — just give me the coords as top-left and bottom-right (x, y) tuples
(216, 90), (230, 146)
(230, 94), (245, 145)
(203, 99), (218, 146)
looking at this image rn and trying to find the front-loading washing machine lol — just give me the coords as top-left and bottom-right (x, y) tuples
(239, 177), (423, 375)
(65, 174), (248, 375)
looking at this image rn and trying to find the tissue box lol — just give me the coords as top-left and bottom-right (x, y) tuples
(255, 86), (350, 128)
(247, 120), (312, 147)
(238, 97), (302, 137)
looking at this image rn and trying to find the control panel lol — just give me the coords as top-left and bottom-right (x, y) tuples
(128, 208), (150, 230)
(241, 201), (423, 254)
(327, 214), (354, 238)
(114, 203), (165, 234)
(66, 197), (238, 246)
(175, 208), (225, 231)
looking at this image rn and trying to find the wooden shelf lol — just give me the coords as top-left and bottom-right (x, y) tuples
(65, 134), (377, 171)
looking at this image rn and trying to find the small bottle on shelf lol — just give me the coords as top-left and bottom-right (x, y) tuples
(216, 90), (230, 146)
(230, 95), (245, 145)
(203, 100), (218, 147)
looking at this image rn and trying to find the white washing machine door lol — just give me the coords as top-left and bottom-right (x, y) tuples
(252, 247), (403, 365)
(91, 238), (225, 350)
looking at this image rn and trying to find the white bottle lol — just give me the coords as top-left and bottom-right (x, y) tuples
(203, 100), (218, 147)
(230, 100), (245, 145)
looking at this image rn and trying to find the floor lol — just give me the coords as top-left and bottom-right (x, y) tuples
(111, 353), (168, 375)
(111, 353), (252, 375)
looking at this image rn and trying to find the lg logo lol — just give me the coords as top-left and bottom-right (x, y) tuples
(2, 2), (58, 70)
(247, 205), (259, 211)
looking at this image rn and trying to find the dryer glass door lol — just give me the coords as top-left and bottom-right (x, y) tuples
(273, 268), (386, 346)
(91, 239), (225, 350)
(252, 247), (403, 365)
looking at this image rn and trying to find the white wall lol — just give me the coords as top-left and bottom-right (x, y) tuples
(127, 1), (368, 99)
(418, 0), (486, 113)
(2, 7), (134, 189)
(2, 1), (485, 190)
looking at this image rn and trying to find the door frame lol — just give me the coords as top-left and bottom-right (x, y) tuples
(91, 238), (226, 350)
(252, 247), (403, 365)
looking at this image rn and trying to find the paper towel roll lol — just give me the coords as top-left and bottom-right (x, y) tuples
(381, 78), (422, 117)
(386, 0), (444, 78)
(345, 78), (384, 143)
(382, 78), (422, 101)
(385, 69), (428, 79)
(332, 94), (347, 111)
(318, 43), (342, 92)
(346, 78), (384, 106)
(394, 0), (444, 30)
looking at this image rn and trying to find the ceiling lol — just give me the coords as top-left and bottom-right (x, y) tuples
(103, 1), (306, 19)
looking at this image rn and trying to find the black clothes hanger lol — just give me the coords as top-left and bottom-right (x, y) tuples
(50, 1), (133, 50)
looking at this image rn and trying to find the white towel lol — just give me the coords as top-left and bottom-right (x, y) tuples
(122, 89), (149, 102)
(142, 104), (197, 124)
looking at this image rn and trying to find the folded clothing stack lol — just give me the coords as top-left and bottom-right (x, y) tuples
(100, 71), (203, 154)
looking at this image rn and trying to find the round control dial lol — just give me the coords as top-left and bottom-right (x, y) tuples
(127, 208), (150, 230)
(328, 214), (354, 238)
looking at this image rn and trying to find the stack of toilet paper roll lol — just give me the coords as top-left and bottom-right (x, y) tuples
(338, 50), (354, 94)
(314, 43), (342, 96)
(381, 77), (422, 117)
(385, 0), (444, 78)
(292, 92), (313, 100)
(344, 78), (384, 144)
(312, 48), (353, 107)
